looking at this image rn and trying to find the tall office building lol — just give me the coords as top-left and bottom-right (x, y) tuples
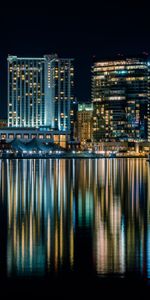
(8, 54), (75, 133)
(44, 55), (75, 133)
(92, 57), (149, 142)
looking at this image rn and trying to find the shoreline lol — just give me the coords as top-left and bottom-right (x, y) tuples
(0, 155), (148, 160)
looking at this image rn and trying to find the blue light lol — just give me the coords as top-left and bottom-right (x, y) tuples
(116, 70), (127, 75)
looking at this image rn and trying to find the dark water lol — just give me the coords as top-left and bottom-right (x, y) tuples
(0, 158), (150, 296)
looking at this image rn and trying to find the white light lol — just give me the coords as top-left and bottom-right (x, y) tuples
(99, 151), (105, 154)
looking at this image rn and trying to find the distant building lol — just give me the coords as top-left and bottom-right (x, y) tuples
(77, 103), (93, 141)
(92, 57), (150, 142)
(8, 54), (75, 135)
(0, 139), (12, 151)
(0, 119), (7, 128)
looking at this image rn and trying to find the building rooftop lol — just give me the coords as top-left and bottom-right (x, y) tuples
(10, 138), (64, 152)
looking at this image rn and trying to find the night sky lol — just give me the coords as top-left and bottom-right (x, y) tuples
(0, 1), (150, 118)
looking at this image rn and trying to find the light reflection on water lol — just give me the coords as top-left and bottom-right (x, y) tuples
(0, 158), (149, 279)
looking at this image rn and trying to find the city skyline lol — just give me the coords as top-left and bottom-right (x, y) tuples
(1, 2), (150, 297)
(1, 53), (150, 148)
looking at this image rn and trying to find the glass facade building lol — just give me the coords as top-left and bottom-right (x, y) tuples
(92, 58), (149, 142)
(8, 55), (75, 133)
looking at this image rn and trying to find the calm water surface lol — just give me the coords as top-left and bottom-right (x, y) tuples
(0, 158), (150, 294)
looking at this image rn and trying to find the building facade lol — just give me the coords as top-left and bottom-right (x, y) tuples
(8, 55), (75, 134)
(0, 119), (7, 128)
(44, 55), (75, 133)
(92, 58), (149, 142)
(0, 127), (68, 148)
(77, 103), (93, 141)
(8, 56), (45, 128)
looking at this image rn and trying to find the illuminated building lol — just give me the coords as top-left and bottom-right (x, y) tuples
(92, 58), (149, 142)
(0, 119), (7, 128)
(45, 55), (75, 134)
(8, 56), (45, 128)
(77, 103), (93, 141)
(0, 127), (68, 148)
(8, 55), (75, 134)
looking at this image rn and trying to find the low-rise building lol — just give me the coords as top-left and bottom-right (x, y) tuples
(0, 127), (70, 148)
(77, 103), (93, 142)
(0, 119), (7, 128)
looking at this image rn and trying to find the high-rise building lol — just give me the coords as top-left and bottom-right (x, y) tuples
(44, 55), (75, 133)
(8, 54), (75, 134)
(77, 103), (93, 141)
(8, 56), (45, 128)
(92, 57), (149, 142)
